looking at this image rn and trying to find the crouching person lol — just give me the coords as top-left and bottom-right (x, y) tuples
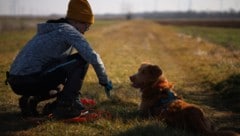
(6, 0), (112, 119)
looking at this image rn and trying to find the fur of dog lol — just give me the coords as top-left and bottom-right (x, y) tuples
(130, 63), (239, 136)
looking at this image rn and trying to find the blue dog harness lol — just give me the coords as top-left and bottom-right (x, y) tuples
(156, 90), (178, 107)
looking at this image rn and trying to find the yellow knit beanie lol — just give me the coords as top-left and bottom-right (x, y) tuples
(66, 0), (94, 24)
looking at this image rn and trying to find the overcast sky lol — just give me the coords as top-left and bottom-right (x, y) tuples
(0, 0), (239, 16)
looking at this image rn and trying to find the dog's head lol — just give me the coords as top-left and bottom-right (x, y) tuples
(130, 63), (163, 89)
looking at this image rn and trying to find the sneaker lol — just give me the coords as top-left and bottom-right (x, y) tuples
(51, 99), (85, 119)
(42, 100), (58, 116)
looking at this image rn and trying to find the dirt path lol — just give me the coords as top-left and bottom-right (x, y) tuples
(90, 20), (240, 131)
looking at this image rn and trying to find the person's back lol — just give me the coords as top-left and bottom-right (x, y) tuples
(10, 22), (73, 75)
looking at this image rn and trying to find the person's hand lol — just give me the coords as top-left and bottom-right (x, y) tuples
(103, 81), (113, 98)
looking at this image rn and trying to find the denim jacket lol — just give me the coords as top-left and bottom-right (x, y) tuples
(9, 22), (109, 85)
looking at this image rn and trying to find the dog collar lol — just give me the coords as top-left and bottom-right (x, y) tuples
(157, 90), (177, 106)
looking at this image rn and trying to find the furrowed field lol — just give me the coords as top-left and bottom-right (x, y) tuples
(0, 18), (239, 136)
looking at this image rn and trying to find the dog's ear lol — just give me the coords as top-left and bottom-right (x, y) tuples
(148, 65), (162, 77)
(140, 63), (150, 68)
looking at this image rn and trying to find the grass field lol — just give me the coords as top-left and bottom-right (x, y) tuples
(175, 26), (240, 50)
(0, 19), (239, 136)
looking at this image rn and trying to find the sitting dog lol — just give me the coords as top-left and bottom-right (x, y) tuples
(130, 63), (239, 136)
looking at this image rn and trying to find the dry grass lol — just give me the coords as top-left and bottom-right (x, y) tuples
(0, 19), (239, 136)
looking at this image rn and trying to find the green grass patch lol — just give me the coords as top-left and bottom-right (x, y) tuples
(175, 26), (240, 50)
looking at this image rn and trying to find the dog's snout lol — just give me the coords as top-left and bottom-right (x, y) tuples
(129, 75), (135, 82)
(129, 76), (133, 81)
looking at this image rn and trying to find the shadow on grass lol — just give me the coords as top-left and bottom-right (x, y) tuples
(212, 74), (240, 133)
(97, 96), (199, 136)
(0, 111), (40, 136)
(99, 95), (140, 121)
(3, 79), (239, 135)
(177, 73), (240, 133)
(114, 123), (198, 136)
(179, 73), (240, 113)
(195, 74), (240, 112)
(213, 74), (240, 113)
(0, 82), (140, 135)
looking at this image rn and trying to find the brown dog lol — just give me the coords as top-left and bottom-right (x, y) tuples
(130, 63), (239, 136)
